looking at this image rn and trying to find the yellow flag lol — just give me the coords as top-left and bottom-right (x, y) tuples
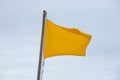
(44, 19), (92, 58)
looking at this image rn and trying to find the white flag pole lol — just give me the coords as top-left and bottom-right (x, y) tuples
(37, 10), (47, 80)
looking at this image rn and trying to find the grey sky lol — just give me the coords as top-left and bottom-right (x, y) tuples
(0, 0), (120, 80)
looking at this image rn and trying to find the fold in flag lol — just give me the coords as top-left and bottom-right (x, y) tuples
(44, 19), (92, 58)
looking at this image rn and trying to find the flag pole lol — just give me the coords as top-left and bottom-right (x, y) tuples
(37, 10), (47, 80)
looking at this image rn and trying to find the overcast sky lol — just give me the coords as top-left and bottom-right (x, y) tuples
(0, 0), (120, 80)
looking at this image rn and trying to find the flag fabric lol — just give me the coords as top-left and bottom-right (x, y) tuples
(44, 19), (92, 58)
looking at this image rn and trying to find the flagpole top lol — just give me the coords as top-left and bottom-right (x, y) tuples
(43, 10), (47, 16)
